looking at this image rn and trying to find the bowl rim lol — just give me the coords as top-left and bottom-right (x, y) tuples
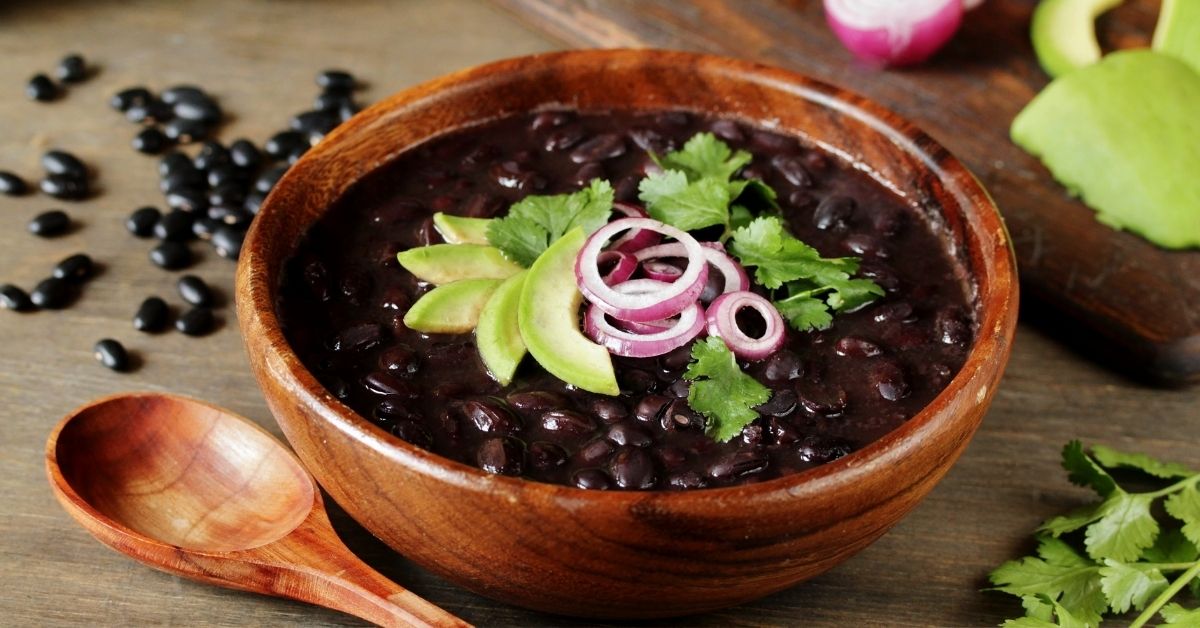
(239, 48), (1018, 506)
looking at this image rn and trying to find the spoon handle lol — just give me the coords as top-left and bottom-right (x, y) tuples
(265, 522), (472, 628)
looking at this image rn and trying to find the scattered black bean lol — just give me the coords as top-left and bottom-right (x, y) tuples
(125, 99), (172, 125)
(207, 205), (251, 228)
(193, 141), (231, 171)
(154, 210), (195, 241)
(160, 85), (206, 105)
(264, 130), (308, 159)
(316, 69), (356, 93)
(41, 150), (86, 179)
(476, 436), (524, 476)
(0, 284), (34, 312)
(29, 277), (74, 309)
(177, 274), (213, 307)
(133, 296), (169, 332)
(191, 217), (219, 240)
(172, 96), (221, 124)
(149, 241), (192, 270)
(175, 306), (214, 336)
(56, 54), (88, 83)
(243, 191), (265, 215)
(52, 253), (94, 283)
(228, 139), (262, 170)
(162, 117), (210, 144)
(812, 196), (855, 231)
(132, 127), (170, 154)
(157, 151), (191, 177)
(211, 225), (244, 260)
(165, 187), (208, 213)
(28, 210), (71, 237)
(93, 339), (130, 371)
(111, 86), (152, 112)
(254, 164), (288, 193)
(314, 90), (352, 112)
(26, 74), (58, 102)
(160, 168), (205, 193)
(40, 175), (88, 200)
(0, 171), (28, 196)
(126, 206), (161, 237)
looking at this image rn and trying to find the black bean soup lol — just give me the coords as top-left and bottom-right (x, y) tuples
(278, 110), (976, 491)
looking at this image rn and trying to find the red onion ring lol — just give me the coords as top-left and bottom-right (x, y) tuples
(705, 291), (786, 361)
(585, 300), (705, 358)
(576, 218), (708, 322)
(642, 260), (683, 282)
(607, 280), (691, 334)
(608, 203), (662, 253)
(597, 250), (637, 285)
(634, 241), (750, 297)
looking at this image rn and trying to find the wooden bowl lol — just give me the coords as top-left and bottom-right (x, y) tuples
(236, 49), (1018, 619)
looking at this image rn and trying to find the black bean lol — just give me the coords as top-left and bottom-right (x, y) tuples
(655, 111), (690, 127)
(571, 468), (611, 490)
(175, 306), (214, 336)
(609, 447), (656, 489)
(160, 170), (205, 195)
(768, 416), (803, 446)
(844, 233), (885, 258)
(94, 339), (131, 372)
(154, 210), (195, 241)
(528, 441), (568, 472)
(796, 384), (848, 417)
(172, 96), (221, 124)
(362, 372), (418, 398)
(540, 410), (596, 437)
(834, 336), (883, 358)
(628, 127), (668, 153)
(337, 100), (361, 123)
(378, 344), (419, 376)
(568, 133), (626, 163)
(0, 171), (29, 196)
(205, 165), (244, 189)
(111, 86), (152, 112)
(659, 399), (704, 432)
(29, 277), (75, 309)
(28, 210), (71, 237)
(211, 225), (244, 260)
(290, 110), (339, 140)
(132, 127), (170, 154)
(710, 119), (745, 143)
(634, 394), (671, 423)
(165, 187), (208, 213)
(133, 296), (169, 332)
(26, 74), (58, 102)
(243, 191), (265, 215)
(177, 274), (214, 307)
(158, 151), (195, 177)
(284, 145), (308, 164)
(191, 217), (219, 240)
(476, 437), (524, 476)
(162, 118), (210, 144)
(40, 175), (88, 200)
(160, 85), (206, 105)
(52, 253), (94, 283)
(125, 99), (172, 125)
(576, 438), (614, 466)
(126, 206), (162, 237)
(391, 421), (433, 449)
(149, 241), (192, 270)
(619, 368), (656, 394)
(707, 450), (769, 480)
(265, 131), (308, 159)
(331, 323), (382, 353)
(506, 390), (568, 413)
(668, 472), (706, 490)
(771, 154), (812, 188)
(375, 399), (421, 423)
(606, 422), (653, 447)
(871, 361), (909, 401)
(873, 301), (915, 324)
(658, 344), (694, 372)
(935, 308), (971, 345)
(572, 163), (605, 187)
(813, 196), (855, 231)
(664, 379), (691, 399)
(796, 436), (852, 464)
(316, 69), (356, 93)
(313, 90), (353, 113)
(756, 389), (797, 417)
(589, 398), (628, 423)
(0, 284), (34, 312)
(543, 126), (585, 152)
(193, 141), (231, 171)
(41, 150), (86, 179)
(55, 54), (88, 83)
(207, 206), (251, 229)
(208, 182), (246, 209)
(254, 165), (288, 194)
(762, 350), (803, 382)
(228, 139), (262, 170)
(459, 399), (520, 434)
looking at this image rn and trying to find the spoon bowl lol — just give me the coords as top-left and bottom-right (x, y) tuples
(46, 392), (468, 628)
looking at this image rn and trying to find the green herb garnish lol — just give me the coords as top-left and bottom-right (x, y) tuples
(730, 216), (884, 331)
(683, 337), (772, 442)
(486, 178), (614, 267)
(988, 441), (1200, 627)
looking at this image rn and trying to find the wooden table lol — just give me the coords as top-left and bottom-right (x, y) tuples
(0, 1), (1195, 626)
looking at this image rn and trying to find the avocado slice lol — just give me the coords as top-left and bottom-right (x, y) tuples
(432, 212), (492, 245)
(396, 243), (522, 285)
(1153, 0), (1200, 73)
(402, 278), (502, 334)
(476, 270), (527, 386)
(518, 228), (619, 396)
(1031, 0), (1124, 77)
(1012, 50), (1200, 249)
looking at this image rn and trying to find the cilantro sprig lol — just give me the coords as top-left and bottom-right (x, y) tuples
(988, 441), (1200, 627)
(486, 178), (614, 267)
(683, 337), (772, 443)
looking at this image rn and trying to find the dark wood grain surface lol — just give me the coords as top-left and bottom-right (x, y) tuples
(1, 1), (1197, 627)
(490, 0), (1200, 385)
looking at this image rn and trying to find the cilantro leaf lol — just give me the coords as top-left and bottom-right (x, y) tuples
(1084, 492), (1159, 561)
(1161, 603), (1200, 625)
(1142, 528), (1199, 564)
(1092, 444), (1196, 479)
(487, 179), (613, 266)
(1062, 440), (1119, 497)
(683, 337), (771, 442)
(1098, 559), (1169, 613)
(1164, 483), (1200, 547)
(988, 537), (1106, 626)
(774, 293), (834, 332)
(653, 132), (752, 182)
(638, 170), (731, 231)
(1039, 504), (1106, 538)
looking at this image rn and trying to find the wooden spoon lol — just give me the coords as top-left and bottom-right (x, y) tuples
(45, 392), (470, 628)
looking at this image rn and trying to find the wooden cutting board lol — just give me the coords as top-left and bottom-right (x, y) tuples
(492, 0), (1200, 385)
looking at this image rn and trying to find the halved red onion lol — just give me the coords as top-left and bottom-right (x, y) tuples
(824, 0), (963, 68)
(642, 260), (683, 282)
(585, 301), (705, 358)
(706, 291), (786, 361)
(608, 203), (662, 253)
(597, 250), (637, 285)
(634, 241), (750, 299)
(576, 218), (708, 322)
